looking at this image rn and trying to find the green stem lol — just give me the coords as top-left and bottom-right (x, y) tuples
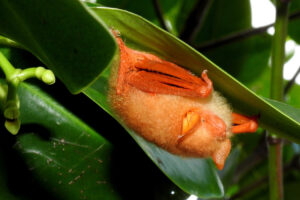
(14, 67), (55, 84)
(268, 0), (290, 200)
(0, 52), (17, 79)
(268, 138), (284, 200)
(16, 67), (39, 82)
(0, 53), (55, 135)
(270, 1), (289, 101)
(0, 35), (23, 49)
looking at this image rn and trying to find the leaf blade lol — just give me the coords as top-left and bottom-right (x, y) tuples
(0, 0), (117, 93)
(90, 7), (300, 142)
(15, 82), (121, 200)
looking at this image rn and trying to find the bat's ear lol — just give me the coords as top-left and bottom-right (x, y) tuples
(212, 139), (231, 170)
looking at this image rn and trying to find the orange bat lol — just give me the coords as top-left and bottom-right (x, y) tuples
(108, 31), (258, 170)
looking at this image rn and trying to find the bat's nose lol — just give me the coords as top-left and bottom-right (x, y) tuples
(202, 113), (227, 139)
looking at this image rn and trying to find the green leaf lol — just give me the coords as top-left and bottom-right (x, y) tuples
(265, 98), (300, 123)
(0, 0), (117, 93)
(89, 7), (300, 140)
(13, 82), (120, 200)
(81, 6), (300, 197)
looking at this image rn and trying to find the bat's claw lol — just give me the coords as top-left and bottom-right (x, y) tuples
(231, 113), (258, 134)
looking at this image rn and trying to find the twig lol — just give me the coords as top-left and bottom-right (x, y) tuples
(179, 0), (213, 43)
(230, 155), (300, 200)
(232, 134), (268, 183)
(268, 0), (290, 199)
(230, 176), (268, 200)
(0, 36), (23, 50)
(196, 10), (300, 51)
(284, 66), (300, 95)
(152, 0), (169, 31)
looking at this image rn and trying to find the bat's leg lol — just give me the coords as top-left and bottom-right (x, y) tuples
(231, 113), (258, 134)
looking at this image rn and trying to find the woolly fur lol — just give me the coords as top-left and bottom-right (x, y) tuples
(108, 34), (234, 169)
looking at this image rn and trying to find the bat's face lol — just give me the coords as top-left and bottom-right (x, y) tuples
(108, 31), (257, 170)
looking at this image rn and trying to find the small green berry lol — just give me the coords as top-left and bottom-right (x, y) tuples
(42, 70), (55, 85)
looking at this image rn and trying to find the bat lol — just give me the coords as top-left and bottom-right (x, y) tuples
(108, 31), (258, 170)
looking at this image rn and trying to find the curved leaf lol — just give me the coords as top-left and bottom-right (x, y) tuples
(14, 82), (120, 200)
(81, 5), (300, 198)
(89, 6), (300, 143)
(0, 0), (117, 93)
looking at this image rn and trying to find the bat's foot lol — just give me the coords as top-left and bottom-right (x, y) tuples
(231, 113), (258, 134)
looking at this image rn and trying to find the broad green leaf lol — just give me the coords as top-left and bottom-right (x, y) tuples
(82, 6), (300, 198)
(265, 98), (300, 122)
(0, 0), (116, 93)
(89, 6), (300, 141)
(12, 82), (120, 200)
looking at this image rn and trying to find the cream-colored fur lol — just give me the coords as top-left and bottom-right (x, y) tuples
(108, 33), (234, 169)
(109, 72), (233, 165)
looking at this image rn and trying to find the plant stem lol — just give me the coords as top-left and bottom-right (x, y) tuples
(268, 0), (290, 199)
(196, 10), (300, 51)
(15, 67), (38, 82)
(0, 36), (23, 49)
(0, 52), (16, 80)
(179, 0), (213, 43)
(152, 0), (169, 32)
(230, 155), (300, 200)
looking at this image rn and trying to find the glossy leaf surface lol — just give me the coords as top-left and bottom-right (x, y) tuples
(0, 0), (116, 93)
(89, 7), (300, 142)
(14, 82), (119, 200)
